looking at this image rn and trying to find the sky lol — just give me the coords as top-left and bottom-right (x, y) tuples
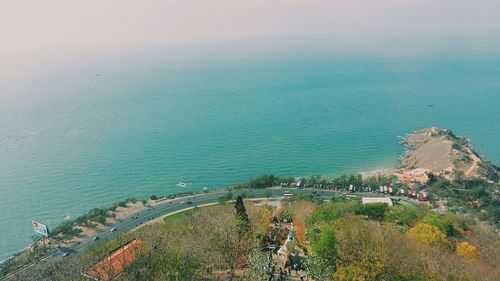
(1, 0), (500, 72)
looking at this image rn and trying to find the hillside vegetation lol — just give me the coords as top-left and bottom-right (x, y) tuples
(12, 195), (499, 281)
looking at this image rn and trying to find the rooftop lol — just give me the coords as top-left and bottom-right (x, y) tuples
(84, 238), (146, 281)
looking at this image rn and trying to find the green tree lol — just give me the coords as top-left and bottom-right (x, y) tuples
(354, 203), (389, 220)
(309, 225), (336, 263)
(422, 213), (457, 237)
(234, 196), (250, 232)
(385, 205), (417, 226)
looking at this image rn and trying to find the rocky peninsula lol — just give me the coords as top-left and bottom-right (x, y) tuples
(399, 127), (500, 182)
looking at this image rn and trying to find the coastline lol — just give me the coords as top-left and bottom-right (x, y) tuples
(3, 127), (499, 272)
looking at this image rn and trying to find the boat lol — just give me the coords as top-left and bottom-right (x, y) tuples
(177, 181), (187, 187)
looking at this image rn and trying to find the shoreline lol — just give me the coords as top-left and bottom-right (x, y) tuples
(3, 127), (498, 269)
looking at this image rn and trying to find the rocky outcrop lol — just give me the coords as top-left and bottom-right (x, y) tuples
(400, 128), (499, 182)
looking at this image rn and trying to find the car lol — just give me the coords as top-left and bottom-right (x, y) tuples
(63, 252), (70, 257)
(110, 227), (117, 232)
(186, 201), (193, 205)
(180, 201), (186, 204)
(93, 236), (100, 241)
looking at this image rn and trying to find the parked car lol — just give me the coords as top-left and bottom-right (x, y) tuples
(63, 252), (70, 257)
(93, 236), (100, 241)
(110, 227), (118, 232)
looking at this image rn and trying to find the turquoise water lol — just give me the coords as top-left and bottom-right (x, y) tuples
(1, 54), (499, 259)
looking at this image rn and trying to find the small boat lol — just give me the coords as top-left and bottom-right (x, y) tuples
(177, 181), (187, 187)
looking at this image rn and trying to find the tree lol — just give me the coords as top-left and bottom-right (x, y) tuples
(234, 196), (250, 232)
(309, 225), (336, 263)
(211, 216), (253, 278)
(385, 205), (417, 226)
(354, 203), (389, 220)
(456, 242), (480, 262)
(422, 213), (457, 237)
(407, 223), (451, 248)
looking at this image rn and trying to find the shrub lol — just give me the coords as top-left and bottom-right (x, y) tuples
(385, 205), (417, 226)
(275, 207), (293, 223)
(422, 213), (458, 237)
(306, 200), (358, 226)
(456, 242), (480, 262)
(309, 225), (336, 263)
(354, 203), (389, 220)
(305, 255), (335, 281)
(407, 223), (451, 248)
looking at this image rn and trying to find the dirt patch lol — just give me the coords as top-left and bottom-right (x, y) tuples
(114, 202), (148, 220)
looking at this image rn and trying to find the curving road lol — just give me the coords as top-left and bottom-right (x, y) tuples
(2, 188), (338, 280)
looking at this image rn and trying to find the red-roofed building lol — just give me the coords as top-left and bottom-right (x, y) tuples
(84, 238), (146, 280)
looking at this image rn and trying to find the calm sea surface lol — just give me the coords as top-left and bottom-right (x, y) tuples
(1, 54), (499, 258)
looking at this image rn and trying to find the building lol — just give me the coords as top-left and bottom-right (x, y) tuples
(362, 197), (393, 207)
(84, 238), (146, 281)
(401, 168), (431, 185)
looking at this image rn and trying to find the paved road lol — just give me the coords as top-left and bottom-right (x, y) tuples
(2, 188), (337, 280)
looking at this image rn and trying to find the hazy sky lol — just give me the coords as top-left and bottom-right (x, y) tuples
(2, 0), (500, 70)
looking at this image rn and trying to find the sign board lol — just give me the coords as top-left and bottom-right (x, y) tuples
(32, 220), (49, 237)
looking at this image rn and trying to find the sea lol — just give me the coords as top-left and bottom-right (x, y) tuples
(1, 49), (499, 259)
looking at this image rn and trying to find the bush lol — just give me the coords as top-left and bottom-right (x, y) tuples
(407, 223), (451, 249)
(232, 174), (294, 189)
(306, 200), (358, 226)
(385, 205), (417, 226)
(309, 225), (337, 263)
(275, 207), (293, 223)
(354, 203), (389, 220)
(53, 222), (82, 237)
(456, 242), (480, 262)
(422, 213), (458, 237)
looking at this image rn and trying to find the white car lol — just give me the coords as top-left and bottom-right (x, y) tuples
(110, 227), (117, 232)
(180, 201), (186, 204)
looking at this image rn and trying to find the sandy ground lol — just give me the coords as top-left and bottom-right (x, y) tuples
(62, 202), (149, 246)
(402, 132), (454, 172)
(114, 202), (148, 220)
(61, 224), (106, 247)
(400, 128), (487, 179)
